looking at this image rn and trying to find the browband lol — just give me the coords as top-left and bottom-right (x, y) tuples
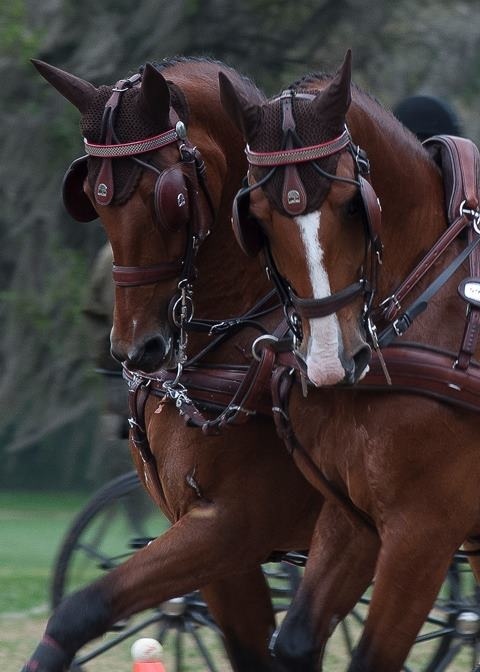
(245, 128), (351, 167)
(84, 121), (186, 158)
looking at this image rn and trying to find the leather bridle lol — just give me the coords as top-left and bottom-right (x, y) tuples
(82, 70), (216, 363)
(238, 89), (383, 343)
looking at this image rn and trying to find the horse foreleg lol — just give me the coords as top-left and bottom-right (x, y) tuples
(21, 504), (276, 672)
(202, 568), (281, 671)
(273, 501), (379, 672)
(348, 520), (459, 672)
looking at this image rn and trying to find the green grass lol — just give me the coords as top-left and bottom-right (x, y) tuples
(0, 490), (89, 613)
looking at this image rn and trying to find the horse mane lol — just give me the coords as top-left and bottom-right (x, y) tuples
(149, 55), (265, 102)
(287, 70), (437, 167)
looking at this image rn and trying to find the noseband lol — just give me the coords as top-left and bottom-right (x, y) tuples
(235, 89), (383, 342)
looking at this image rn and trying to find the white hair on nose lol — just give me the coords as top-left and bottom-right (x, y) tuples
(295, 211), (345, 386)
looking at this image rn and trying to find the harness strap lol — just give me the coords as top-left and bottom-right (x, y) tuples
(378, 234), (480, 346)
(280, 91), (308, 216)
(456, 227), (480, 369)
(93, 74), (141, 207)
(270, 364), (375, 530)
(381, 212), (471, 323)
(359, 343), (480, 413)
(291, 280), (367, 319)
(382, 135), (480, 322)
(112, 260), (183, 286)
(127, 375), (166, 507)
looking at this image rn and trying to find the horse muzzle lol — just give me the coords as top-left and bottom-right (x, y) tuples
(111, 332), (173, 372)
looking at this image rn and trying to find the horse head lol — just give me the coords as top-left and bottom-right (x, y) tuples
(33, 59), (256, 372)
(220, 51), (380, 387)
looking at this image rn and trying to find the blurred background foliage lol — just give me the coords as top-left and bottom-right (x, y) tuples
(1, 0), (479, 489)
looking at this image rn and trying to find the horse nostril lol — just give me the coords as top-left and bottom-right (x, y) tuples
(353, 345), (372, 380)
(110, 346), (125, 363)
(143, 336), (167, 361)
(127, 335), (168, 372)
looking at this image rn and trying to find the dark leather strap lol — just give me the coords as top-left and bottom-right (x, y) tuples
(270, 364), (375, 530)
(359, 342), (480, 412)
(127, 375), (166, 507)
(281, 92), (307, 216)
(94, 76), (140, 206)
(456, 226), (480, 369)
(383, 135), (480, 322)
(112, 261), (183, 286)
(291, 280), (366, 319)
(382, 213), (470, 322)
(378, 234), (480, 346)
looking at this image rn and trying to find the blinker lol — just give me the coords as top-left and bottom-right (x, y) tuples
(62, 156), (98, 222)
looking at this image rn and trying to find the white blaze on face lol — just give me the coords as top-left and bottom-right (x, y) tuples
(296, 211), (345, 386)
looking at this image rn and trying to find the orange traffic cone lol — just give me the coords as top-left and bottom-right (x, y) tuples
(131, 638), (166, 672)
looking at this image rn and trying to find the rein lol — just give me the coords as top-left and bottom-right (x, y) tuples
(372, 135), (480, 367)
(123, 291), (289, 436)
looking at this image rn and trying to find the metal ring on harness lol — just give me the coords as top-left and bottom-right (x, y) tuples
(251, 334), (280, 361)
(460, 199), (480, 235)
(171, 292), (194, 328)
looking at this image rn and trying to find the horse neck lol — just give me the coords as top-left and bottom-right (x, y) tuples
(349, 98), (448, 299)
(194, 214), (270, 320)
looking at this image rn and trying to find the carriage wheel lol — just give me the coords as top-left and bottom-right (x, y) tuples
(51, 472), (475, 672)
(321, 554), (480, 671)
(50, 470), (300, 671)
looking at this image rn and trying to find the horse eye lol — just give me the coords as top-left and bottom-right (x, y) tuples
(345, 193), (363, 218)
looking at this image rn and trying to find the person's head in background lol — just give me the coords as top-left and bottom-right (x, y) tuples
(393, 94), (463, 141)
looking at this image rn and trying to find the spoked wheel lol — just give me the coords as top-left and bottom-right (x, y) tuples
(51, 471), (162, 605)
(51, 470), (301, 671)
(322, 553), (480, 671)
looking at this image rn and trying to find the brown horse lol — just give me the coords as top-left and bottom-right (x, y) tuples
(220, 51), (480, 671)
(24, 58), (322, 672)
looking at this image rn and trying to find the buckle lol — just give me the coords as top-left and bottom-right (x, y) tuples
(252, 334), (280, 361)
(460, 200), (480, 234)
(392, 314), (411, 336)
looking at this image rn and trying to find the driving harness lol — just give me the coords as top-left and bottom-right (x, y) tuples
(62, 73), (480, 525)
(262, 132), (480, 421)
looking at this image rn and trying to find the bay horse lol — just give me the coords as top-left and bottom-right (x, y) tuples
(24, 57), (322, 672)
(220, 51), (480, 671)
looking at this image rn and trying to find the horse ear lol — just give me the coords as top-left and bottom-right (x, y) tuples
(138, 62), (171, 127)
(167, 81), (190, 126)
(313, 49), (352, 123)
(219, 71), (262, 141)
(31, 59), (97, 113)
